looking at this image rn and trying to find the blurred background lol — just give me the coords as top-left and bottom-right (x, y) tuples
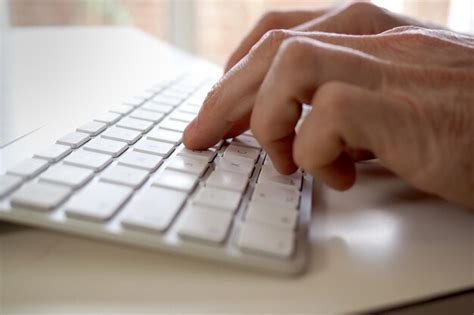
(5, 0), (474, 65)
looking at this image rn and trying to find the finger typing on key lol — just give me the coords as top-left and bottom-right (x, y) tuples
(183, 2), (474, 209)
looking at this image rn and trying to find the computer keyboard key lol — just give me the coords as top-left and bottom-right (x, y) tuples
(116, 117), (153, 133)
(159, 119), (188, 133)
(94, 112), (121, 125)
(193, 187), (241, 213)
(124, 96), (147, 107)
(118, 151), (162, 171)
(0, 175), (23, 198)
(130, 109), (164, 123)
(149, 82), (169, 93)
(77, 121), (107, 136)
(177, 205), (234, 244)
(263, 155), (273, 165)
(215, 156), (254, 178)
(11, 182), (72, 211)
(64, 150), (112, 171)
(101, 126), (141, 144)
(223, 144), (260, 163)
(83, 137), (128, 157)
(100, 165), (148, 188)
(142, 102), (174, 114)
(57, 132), (90, 148)
(65, 182), (132, 222)
(243, 130), (254, 137)
(238, 222), (295, 258)
(169, 112), (196, 123)
(258, 164), (302, 190)
(147, 128), (182, 145)
(245, 200), (298, 230)
(40, 164), (93, 188)
(152, 169), (198, 193)
(7, 158), (49, 179)
(161, 89), (187, 100)
(133, 139), (174, 157)
(34, 144), (72, 162)
(212, 140), (224, 150)
(152, 94), (183, 106)
(166, 155), (208, 176)
(110, 104), (134, 115)
(252, 182), (299, 209)
(231, 134), (261, 149)
(178, 147), (216, 162)
(206, 170), (248, 193)
(167, 86), (194, 96)
(179, 105), (200, 115)
(122, 187), (186, 233)
(141, 90), (156, 99)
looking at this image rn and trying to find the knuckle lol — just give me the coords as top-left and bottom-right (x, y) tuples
(380, 27), (442, 47)
(382, 25), (423, 34)
(277, 37), (311, 66)
(344, 1), (379, 15)
(250, 29), (290, 57)
(399, 30), (438, 45)
(262, 29), (290, 46)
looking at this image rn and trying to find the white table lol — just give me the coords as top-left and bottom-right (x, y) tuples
(0, 27), (473, 314)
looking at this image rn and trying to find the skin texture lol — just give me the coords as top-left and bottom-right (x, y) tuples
(183, 2), (474, 209)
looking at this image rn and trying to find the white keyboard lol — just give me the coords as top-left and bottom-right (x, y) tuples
(0, 73), (313, 275)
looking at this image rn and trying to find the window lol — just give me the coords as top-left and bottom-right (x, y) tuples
(6, 0), (474, 64)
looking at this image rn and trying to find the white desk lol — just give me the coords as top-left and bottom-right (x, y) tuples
(0, 27), (473, 314)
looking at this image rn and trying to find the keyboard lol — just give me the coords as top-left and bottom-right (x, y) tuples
(0, 72), (313, 275)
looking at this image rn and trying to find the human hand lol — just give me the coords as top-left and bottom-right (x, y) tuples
(183, 2), (474, 208)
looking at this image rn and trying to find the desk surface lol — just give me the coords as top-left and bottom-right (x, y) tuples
(0, 27), (473, 314)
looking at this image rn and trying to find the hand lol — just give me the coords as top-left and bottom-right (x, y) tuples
(183, 2), (474, 209)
